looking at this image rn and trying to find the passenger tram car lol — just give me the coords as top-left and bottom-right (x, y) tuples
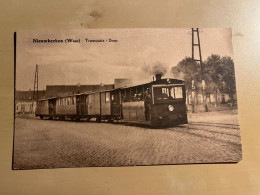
(35, 74), (188, 128)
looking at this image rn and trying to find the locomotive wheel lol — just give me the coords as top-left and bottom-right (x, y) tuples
(151, 119), (160, 129)
(49, 117), (53, 120)
(40, 116), (44, 120)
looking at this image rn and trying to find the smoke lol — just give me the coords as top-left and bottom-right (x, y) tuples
(142, 61), (168, 76)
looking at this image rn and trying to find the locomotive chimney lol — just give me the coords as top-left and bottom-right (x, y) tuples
(155, 73), (162, 81)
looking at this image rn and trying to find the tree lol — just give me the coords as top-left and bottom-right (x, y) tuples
(204, 54), (237, 106)
(204, 54), (223, 106)
(173, 54), (237, 108)
(221, 56), (236, 106)
(171, 57), (201, 92)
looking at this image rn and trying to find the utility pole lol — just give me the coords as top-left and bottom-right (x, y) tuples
(191, 28), (208, 112)
(32, 65), (39, 111)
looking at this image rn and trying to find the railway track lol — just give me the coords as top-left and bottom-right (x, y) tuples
(168, 123), (241, 150)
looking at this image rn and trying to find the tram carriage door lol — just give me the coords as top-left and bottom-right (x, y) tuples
(48, 99), (56, 115)
(111, 90), (121, 116)
(80, 95), (86, 115)
(76, 95), (87, 115)
(100, 92), (111, 115)
(76, 96), (80, 115)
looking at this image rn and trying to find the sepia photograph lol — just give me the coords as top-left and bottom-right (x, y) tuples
(13, 28), (242, 170)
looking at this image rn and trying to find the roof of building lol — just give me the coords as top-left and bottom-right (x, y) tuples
(15, 90), (46, 101)
(114, 78), (133, 89)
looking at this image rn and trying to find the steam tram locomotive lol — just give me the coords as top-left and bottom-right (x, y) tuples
(35, 74), (188, 128)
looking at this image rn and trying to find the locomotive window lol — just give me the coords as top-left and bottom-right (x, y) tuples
(153, 87), (169, 100)
(174, 86), (183, 98)
(162, 88), (170, 99)
(153, 86), (183, 102)
(111, 95), (114, 101)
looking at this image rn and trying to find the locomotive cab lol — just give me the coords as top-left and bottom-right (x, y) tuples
(150, 83), (188, 128)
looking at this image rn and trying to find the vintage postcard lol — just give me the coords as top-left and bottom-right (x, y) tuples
(13, 29), (242, 170)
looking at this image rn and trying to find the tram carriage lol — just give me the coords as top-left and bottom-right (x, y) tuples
(35, 74), (188, 128)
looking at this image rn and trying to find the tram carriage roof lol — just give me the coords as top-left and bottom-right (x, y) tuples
(36, 92), (93, 102)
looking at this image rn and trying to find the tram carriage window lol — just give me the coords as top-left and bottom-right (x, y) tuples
(122, 92), (125, 101)
(138, 86), (144, 100)
(132, 93), (142, 101)
(105, 92), (110, 102)
(111, 94), (114, 101)
(126, 88), (131, 101)
(88, 95), (92, 104)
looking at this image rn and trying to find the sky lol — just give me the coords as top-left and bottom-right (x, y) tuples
(16, 28), (233, 90)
